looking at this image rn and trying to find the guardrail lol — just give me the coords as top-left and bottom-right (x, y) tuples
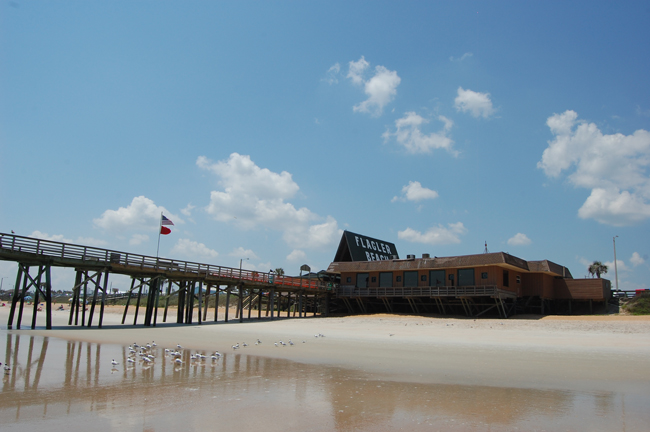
(336, 285), (510, 298)
(0, 232), (322, 290)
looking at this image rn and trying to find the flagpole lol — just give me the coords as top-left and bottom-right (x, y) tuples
(156, 212), (163, 259)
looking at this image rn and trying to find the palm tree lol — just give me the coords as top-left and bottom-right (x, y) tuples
(274, 268), (285, 276)
(588, 261), (608, 278)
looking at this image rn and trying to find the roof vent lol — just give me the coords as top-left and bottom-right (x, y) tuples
(422, 253), (430, 259)
(406, 254), (415, 260)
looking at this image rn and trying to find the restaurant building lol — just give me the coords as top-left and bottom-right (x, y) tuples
(326, 231), (612, 317)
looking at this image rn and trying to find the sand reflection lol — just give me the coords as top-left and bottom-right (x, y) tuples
(1, 332), (646, 431)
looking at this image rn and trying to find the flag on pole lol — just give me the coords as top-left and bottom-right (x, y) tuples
(160, 226), (171, 235)
(161, 215), (174, 226)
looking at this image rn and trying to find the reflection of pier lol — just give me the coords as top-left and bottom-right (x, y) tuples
(1, 333), (632, 431)
(0, 233), (333, 329)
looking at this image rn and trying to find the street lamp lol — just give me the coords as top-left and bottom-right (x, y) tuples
(613, 236), (619, 293)
(239, 258), (249, 280)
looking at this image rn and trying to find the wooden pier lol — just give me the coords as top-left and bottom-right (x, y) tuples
(0, 233), (332, 330)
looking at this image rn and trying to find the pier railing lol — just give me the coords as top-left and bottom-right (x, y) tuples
(0, 232), (322, 290)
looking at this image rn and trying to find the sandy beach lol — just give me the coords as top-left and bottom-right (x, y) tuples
(1, 305), (649, 431)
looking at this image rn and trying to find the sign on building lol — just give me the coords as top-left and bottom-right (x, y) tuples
(333, 230), (399, 262)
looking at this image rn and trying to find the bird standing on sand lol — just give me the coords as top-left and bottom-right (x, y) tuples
(111, 359), (119, 366)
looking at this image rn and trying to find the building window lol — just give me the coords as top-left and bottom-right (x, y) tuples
(371, 276), (377, 283)
(379, 272), (393, 287)
(346, 277), (352, 283)
(503, 270), (509, 287)
(356, 273), (369, 288)
(516, 275), (521, 284)
(430, 270), (446, 287)
(421, 275), (427, 282)
(481, 272), (488, 279)
(458, 268), (475, 286)
(396, 276), (402, 282)
(404, 271), (418, 287)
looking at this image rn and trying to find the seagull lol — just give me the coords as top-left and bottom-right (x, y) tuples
(111, 359), (119, 366)
(152, 341), (157, 347)
(242, 342), (248, 347)
(127, 358), (136, 364)
(177, 344), (183, 349)
(213, 351), (222, 357)
(289, 340), (294, 346)
(143, 357), (152, 363)
(1, 363), (10, 372)
(274, 342), (278, 347)
(174, 358), (183, 364)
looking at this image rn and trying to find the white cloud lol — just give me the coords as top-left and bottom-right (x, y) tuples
(94, 196), (182, 233)
(392, 181), (439, 202)
(347, 56), (401, 116)
(630, 252), (645, 266)
(170, 239), (219, 261)
(129, 234), (149, 245)
(450, 52), (473, 62)
(197, 153), (342, 249)
(398, 222), (467, 245)
(604, 259), (628, 272)
(287, 249), (306, 262)
(228, 247), (259, 260)
(383, 112), (456, 155)
(29, 231), (107, 247)
(181, 204), (195, 217)
(322, 63), (341, 85)
(454, 87), (495, 118)
(347, 56), (369, 85)
(538, 110), (650, 225)
(507, 233), (532, 246)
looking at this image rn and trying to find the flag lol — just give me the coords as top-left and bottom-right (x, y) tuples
(161, 215), (174, 226)
(160, 226), (171, 235)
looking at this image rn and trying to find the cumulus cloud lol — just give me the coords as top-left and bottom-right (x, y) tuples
(228, 247), (259, 260)
(538, 110), (650, 226)
(392, 181), (439, 202)
(630, 252), (645, 266)
(454, 87), (495, 118)
(322, 63), (341, 85)
(383, 112), (456, 155)
(197, 153), (342, 249)
(507, 233), (532, 246)
(287, 249), (307, 262)
(129, 234), (149, 245)
(347, 56), (400, 116)
(29, 231), (107, 247)
(94, 196), (182, 233)
(170, 239), (219, 261)
(398, 222), (467, 245)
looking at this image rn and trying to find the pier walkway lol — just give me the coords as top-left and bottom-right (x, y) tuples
(0, 233), (332, 330)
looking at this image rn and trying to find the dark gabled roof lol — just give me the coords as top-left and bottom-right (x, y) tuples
(327, 252), (571, 277)
(333, 230), (399, 262)
(528, 260), (573, 278)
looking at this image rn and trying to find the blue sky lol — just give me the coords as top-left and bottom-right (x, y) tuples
(1, 1), (649, 292)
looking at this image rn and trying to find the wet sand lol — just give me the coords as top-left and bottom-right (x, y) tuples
(1, 305), (649, 431)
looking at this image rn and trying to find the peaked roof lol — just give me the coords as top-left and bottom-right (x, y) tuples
(333, 230), (399, 262)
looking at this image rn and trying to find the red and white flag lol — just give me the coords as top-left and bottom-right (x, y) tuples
(160, 226), (171, 235)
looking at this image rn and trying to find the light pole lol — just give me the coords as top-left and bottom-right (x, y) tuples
(0, 277), (5, 291)
(238, 258), (248, 323)
(613, 236), (619, 293)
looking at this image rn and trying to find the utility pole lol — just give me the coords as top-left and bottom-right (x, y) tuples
(613, 236), (619, 293)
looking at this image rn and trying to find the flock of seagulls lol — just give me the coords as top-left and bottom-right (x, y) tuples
(110, 334), (326, 370)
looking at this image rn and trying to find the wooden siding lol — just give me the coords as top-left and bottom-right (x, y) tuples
(554, 278), (611, 300)
(521, 274), (555, 299)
